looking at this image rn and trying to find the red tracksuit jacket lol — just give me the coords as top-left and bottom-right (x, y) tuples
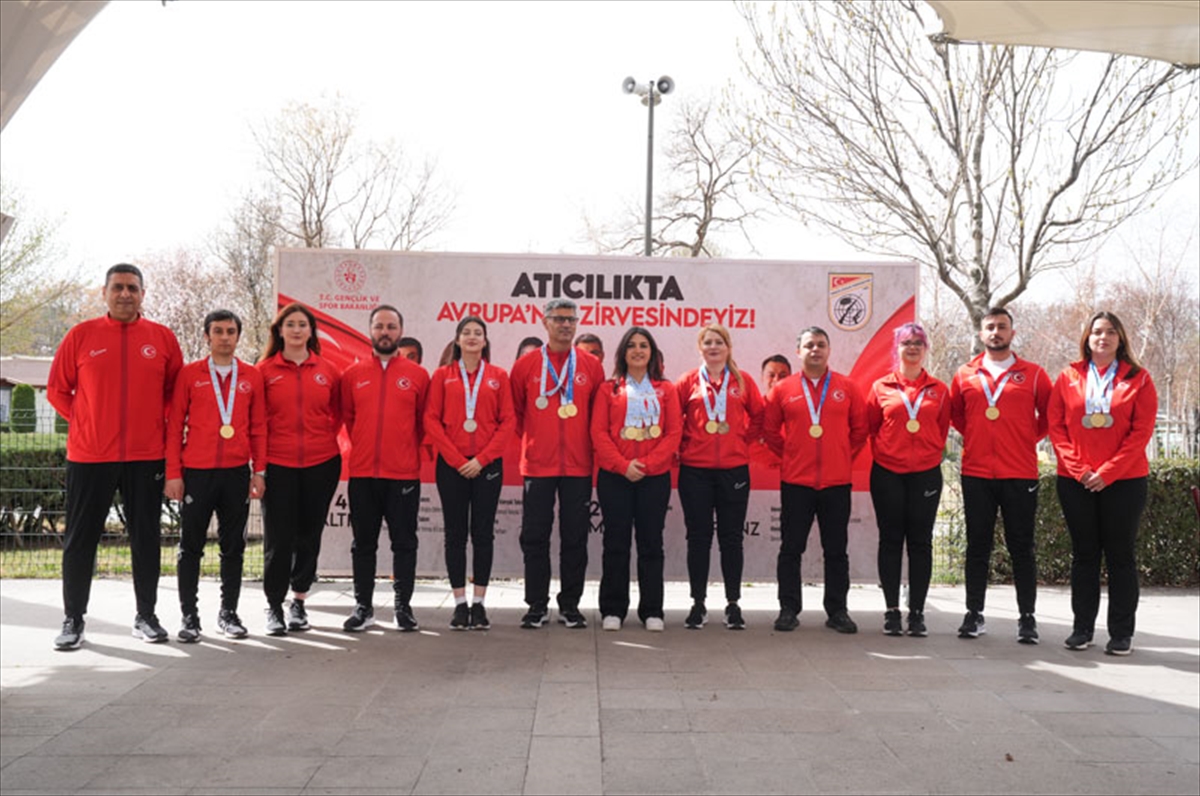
(423, 361), (516, 469)
(590, 377), (683, 477)
(675, 367), (764, 470)
(510, 346), (606, 478)
(1048, 360), (1157, 483)
(950, 353), (1052, 480)
(763, 370), (867, 488)
(866, 370), (951, 474)
(47, 314), (183, 463)
(257, 352), (343, 468)
(341, 355), (430, 480)
(166, 358), (268, 479)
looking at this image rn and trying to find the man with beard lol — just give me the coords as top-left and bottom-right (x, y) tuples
(949, 307), (1052, 644)
(339, 306), (430, 633)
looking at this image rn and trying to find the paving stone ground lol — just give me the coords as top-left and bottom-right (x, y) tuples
(2, 578), (1197, 795)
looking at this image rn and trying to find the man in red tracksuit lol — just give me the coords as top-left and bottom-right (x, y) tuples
(763, 327), (868, 634)
(949, 307), (1053, 644)
(339, 305), (430, 633)
(165, 310), (267, 642)
(510, 298), (606, 629)
(47, 264), (183, 650)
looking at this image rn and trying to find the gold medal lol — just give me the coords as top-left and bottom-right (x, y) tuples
(717, 422), (730, 435)
(622, 426), (639, 440)
(648, 425), (662, 439)
(906, 419), (921, 434)
(558, 405), (571, 419)
(535, 396), (549, 410)
(1089, 412), (1107, 428)
(463, 419), (478, 433)
(565, 403), (578, 418)
(985, 406), (1000, 421)
(705, 420), (719, 434)
(219, 424), (235, 440)
(809, 424), (824, 439)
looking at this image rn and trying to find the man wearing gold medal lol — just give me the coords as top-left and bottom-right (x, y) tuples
(949, 307), (1053, 643)
(509, 299), (605, 629)
(763, 327), (867, 634)
(165, 310), (267, 641)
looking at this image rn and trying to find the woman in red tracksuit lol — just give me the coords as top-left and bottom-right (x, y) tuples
(591, 327), (682, 632)
(675, 324), (764, 630)
(865, 323), (950, 638)
(1049, 311), (1157, 657)
(424, 316), (516, 631)
(257, 303), (343, 636)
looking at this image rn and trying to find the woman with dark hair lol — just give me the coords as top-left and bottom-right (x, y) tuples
(591, 327), (682, 631)
(256, 303), (343, 635)
(424, 316), (516, 629)
(865, 323), (950, 637)
(514, 336), (544, 364)
(1049, 311), (1157, 656)
(674, 324), (764, 630)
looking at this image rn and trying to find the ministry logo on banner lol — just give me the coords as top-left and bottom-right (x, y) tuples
(828, 273), (873, 332)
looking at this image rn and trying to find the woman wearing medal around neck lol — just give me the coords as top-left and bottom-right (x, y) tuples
(424, 316), (516, 630)
(257, 303), (343, 636)
(591, 327), (682, 632)
(865, 323), (950, 637)
(675, 324), (764, 630)
(1049, 312), (1157, 656)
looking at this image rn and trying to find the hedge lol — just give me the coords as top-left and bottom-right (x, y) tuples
(10, 384), (36, 434)
(981, 459), (1200, 587)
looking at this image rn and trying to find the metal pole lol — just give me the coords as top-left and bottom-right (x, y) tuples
(644, 79), (655, 257)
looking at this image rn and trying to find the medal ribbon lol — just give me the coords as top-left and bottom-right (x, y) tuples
(208, 357), (238, 430)
(459, 359), (485, 422)
(1086, 361), (1116, 415)
(539, 346), (576, 405)
(802, 371), (831, 426)
(624, 374), (660, 429)
(700, 367), (728, 423)
(978, 370), (1012, 410)
(897, 383), (927, 422)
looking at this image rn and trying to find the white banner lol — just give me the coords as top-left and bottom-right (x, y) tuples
(275, 250), (918, 582)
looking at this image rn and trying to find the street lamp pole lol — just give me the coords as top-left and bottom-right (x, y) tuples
(623, 75), (674, 257)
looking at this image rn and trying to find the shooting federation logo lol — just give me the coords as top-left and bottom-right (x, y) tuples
(828, 273), (873, 332)
(334, 259), (367, 295)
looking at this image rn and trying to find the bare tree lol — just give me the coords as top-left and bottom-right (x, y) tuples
(138, 249), (237, 363)
(737, 1), (1199, 328)
(589, 97), (759, 257)
(212, 192), (286, 361)
(251, 95), (454, 251)
(0, 180), (80, 352)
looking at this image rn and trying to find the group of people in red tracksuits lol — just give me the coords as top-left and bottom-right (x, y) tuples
(48, 264), (1157, 659)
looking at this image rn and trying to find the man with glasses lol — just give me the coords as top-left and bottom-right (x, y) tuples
(510, 299), (605, 628)
(47, 263), (183, 649)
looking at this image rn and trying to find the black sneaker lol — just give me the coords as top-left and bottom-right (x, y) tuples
(450, 603), (471, 630)
(558, 607), (587, 629)
(957, 611), (986, 639)
(684, 604), (707, 629)
(826, 611), (858, 634)
(133, 614), (169, 643)
(773, 607), (799, 632)
(470, 603), (490, 630)
(287, 599), (310, 631)
(54, 616), (85, 651)
(218, 609), (248, 639)
(343, 605), (375, 632)
(178, 613), (201, 643)
(906, 611), (928, 637)
(520, 606), (548, 629)
(265, 605), (287, 636)
(724, 603), (745, 630)
(1064, 629), (1094, 650)
(1017, 613), (1039, 645)
(394, 604), (419, 632)
(1105, 637), (1133, 656)
(883, 609), (903, 636)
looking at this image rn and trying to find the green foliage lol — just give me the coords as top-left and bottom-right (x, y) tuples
(0, 447), (67, 514)
(9, 385), (36, 433)
(981, 461), (1200, 587)
(53, 412), (68, 435)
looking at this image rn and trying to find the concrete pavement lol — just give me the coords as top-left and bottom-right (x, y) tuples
(1, 577), (1197, 795)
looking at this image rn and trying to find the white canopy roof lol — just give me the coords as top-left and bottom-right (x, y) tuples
(926, 1), (1200, 66)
